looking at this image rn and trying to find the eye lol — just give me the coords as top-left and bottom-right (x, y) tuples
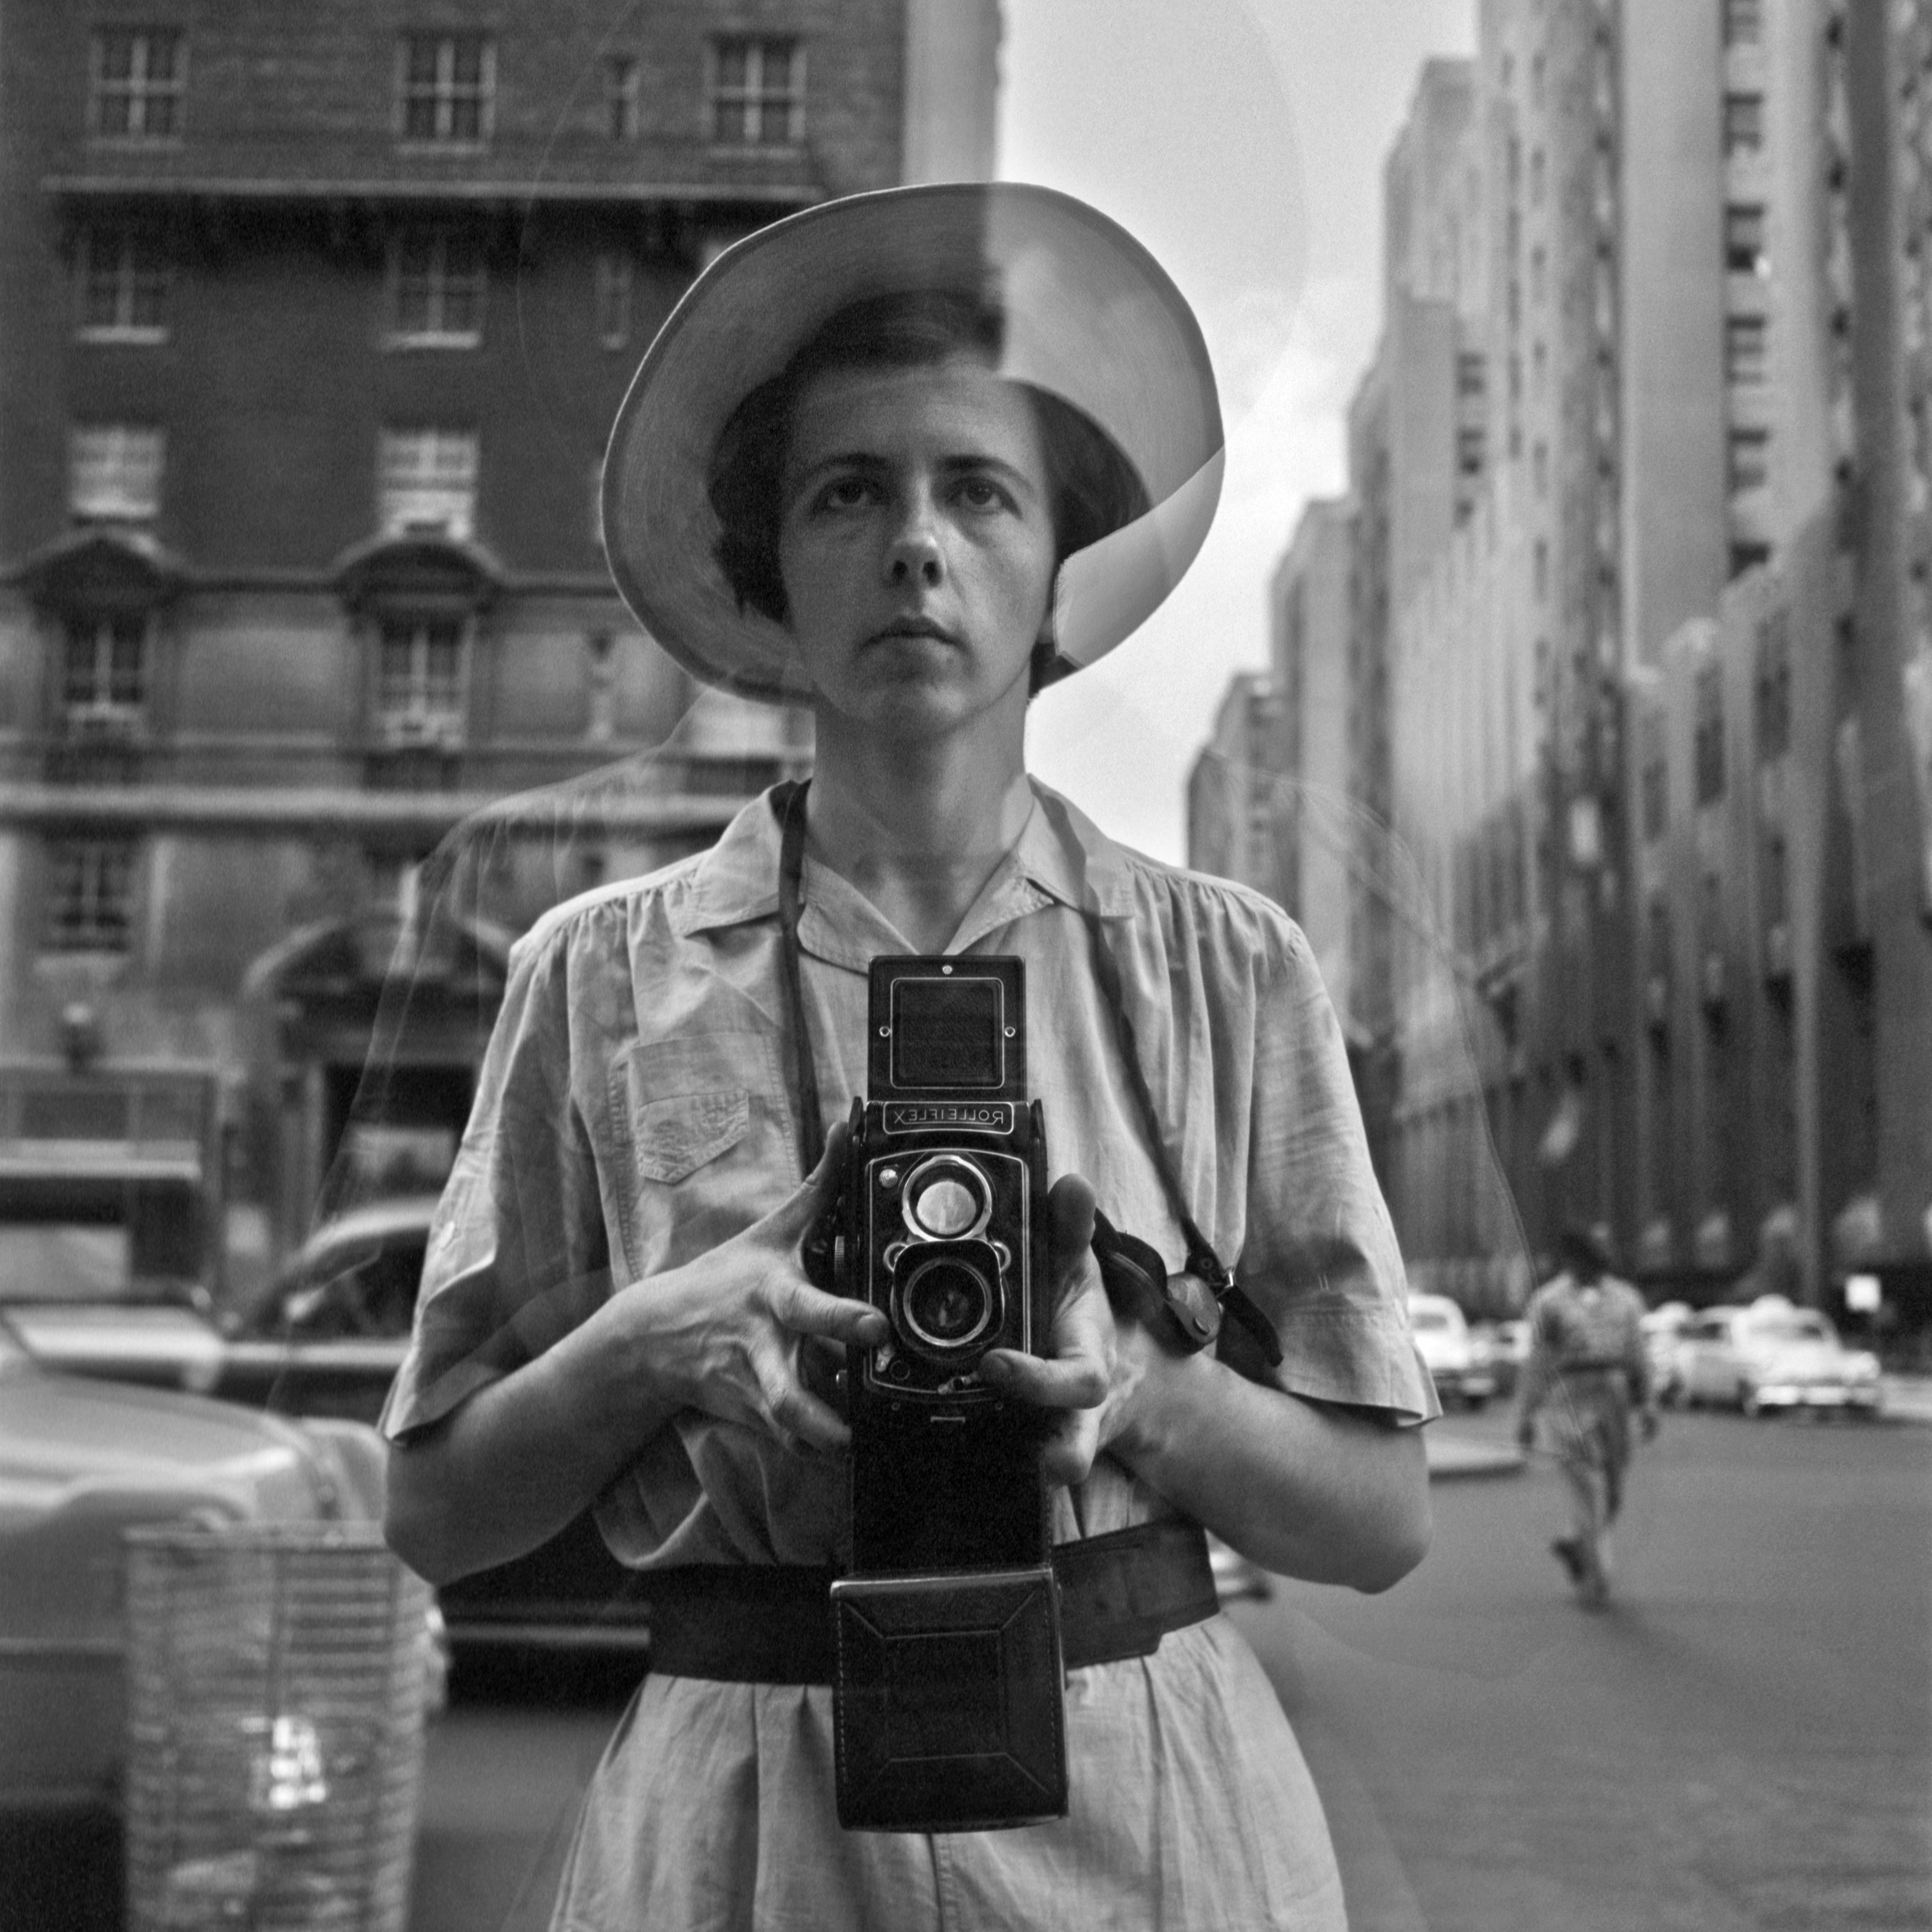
(811, 475), (881, 514)
(953, 475), (1015, 512)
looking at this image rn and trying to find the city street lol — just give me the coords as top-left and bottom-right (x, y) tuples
(406, 1410), (1931, 1931)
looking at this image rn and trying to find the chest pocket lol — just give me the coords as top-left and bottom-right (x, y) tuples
(607, 1029), (791, 1278)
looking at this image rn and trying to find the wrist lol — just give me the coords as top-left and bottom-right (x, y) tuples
(1106, 1339), (1211, 1473)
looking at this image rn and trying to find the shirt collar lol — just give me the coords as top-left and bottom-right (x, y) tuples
(669, 779), (1137, 942)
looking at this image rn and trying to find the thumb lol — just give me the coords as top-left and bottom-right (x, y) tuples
(1047, 1171), (1097, 1294)
(762, 1116), (850, 1240)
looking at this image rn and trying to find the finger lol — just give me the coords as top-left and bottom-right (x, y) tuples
(1038, 1408), (1101, 1488)
(772, 1273), (890, 1347)
(755, 1341), (851, 1455)
(978, 1346), (1108, 1410)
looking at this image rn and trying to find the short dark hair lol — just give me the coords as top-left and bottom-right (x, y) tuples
(1557, 1224), (1612, 1282)
(707, 288), (1151, 696)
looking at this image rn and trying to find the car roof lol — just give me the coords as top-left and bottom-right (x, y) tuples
(286, 1193), (441, 1273)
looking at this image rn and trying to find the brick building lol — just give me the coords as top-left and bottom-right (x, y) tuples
(0, 1), (999, 1299)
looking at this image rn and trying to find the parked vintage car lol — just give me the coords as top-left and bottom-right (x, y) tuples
(0, 1313), (410, 1926)
(1676, 1296), (1884, 1416)
(12, 1193), (1275, 1666)
(4, 1199), (651, 1662)
(1408, 1292), (1497, 1409)
(1640, 1299), (1695, 1405)
(1468, 1317), (1528, 1399)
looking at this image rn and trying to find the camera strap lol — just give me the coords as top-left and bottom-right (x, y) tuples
(1031, 790), (1283, 1368)
(773, 779), (827, 1175)
(771, 779), (1280, 1365)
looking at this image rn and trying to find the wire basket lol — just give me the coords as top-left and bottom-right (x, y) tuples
(123, 1523), (434, 1932)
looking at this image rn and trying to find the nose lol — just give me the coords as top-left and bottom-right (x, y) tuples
(885, 487), (944, 588)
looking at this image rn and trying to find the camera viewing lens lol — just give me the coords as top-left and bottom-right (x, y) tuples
(901, 1157), (990, 1240)
(900, 1256), (996, 1354)
(910, 1177), (977, 1238)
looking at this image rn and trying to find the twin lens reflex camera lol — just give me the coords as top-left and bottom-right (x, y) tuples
(806, 954), (1067, 1833)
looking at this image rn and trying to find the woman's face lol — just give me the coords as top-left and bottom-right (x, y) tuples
(774, 354), (1057, 743)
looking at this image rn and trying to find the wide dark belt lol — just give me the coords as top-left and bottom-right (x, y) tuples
(640, 1517), (1218, 1684)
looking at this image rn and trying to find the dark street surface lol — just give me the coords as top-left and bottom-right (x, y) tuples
(408, 1411), (1932, 1931)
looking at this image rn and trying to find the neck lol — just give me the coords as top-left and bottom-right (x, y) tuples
(806, 707), (1033, 954)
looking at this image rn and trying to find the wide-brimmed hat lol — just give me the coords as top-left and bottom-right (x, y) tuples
(601, 182), (1223, 704)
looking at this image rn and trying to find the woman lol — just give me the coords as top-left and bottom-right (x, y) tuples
(1515, 1225), (1656, 1606)
(382, 183), (1436, 1929)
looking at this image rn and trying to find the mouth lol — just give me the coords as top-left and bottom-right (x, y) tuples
(867, 617), (960, 648)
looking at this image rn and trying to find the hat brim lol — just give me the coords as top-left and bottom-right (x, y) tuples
(601, 182), (1223, 704)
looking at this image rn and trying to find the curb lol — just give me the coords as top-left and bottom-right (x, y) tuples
(1425, 1432), (1525, 1479)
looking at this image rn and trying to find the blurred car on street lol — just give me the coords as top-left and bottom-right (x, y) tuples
(1207, 1533), (1273, 1605)
(1468, 1317), (1527, 1399)
(3, 1197), (651, 1664)
(1408, 1292), (1496, 1409)
(0, 1312), (416, 1924)
(1675, 1296), (1883, 1416)
(1640, 1300), (1695, 1405)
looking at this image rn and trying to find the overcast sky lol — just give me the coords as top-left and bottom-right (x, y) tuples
(1002, 0), (1475, 863)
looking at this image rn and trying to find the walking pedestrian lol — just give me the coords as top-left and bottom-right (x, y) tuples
(1515, 1225), (1657, 1606)
(380, 182), (1440, 1929)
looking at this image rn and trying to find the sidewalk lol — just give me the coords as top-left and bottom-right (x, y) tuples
(1881, 1373), (1932, 1425)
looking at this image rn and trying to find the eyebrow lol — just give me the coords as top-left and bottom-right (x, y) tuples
(788, 450), (1041, 493)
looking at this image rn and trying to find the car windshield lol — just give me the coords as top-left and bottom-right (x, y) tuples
(1747, 1313), (1833, 1345)
(1410, 1306), (1452, 1331)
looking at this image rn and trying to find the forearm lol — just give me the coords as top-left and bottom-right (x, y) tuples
(385, 1290), (680, 1586)
(1108, 1350), (1432, 1593)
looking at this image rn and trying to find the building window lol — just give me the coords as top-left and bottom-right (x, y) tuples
(378, 429), (477, 540)
(1722, 92), (1764, 156)
(1723, 0), (1763, 45)
(399, 34), (493, 144)
(69, 424), (164, 523)
(1456, 351), (1485, 399)
(1725, 315), (1769, 385)
(607, 56), (640, 139)
(1763, 832), (1788, 925)
(376, 620), (465, 740)
(595, 252), (633, 349)
(391, 229), (485, 345)
(62, 614), (148, 727)
(45, 838), (136, 953)
(1694, 664), (1726, 805)
(1756, 611), (1791, 760)
(1724, 203), (1769, 275)
(709, 36), (804, 147)
(1728, 426), (1771, 493)
(1457, 425), (1485, 479)
(78, 227), (167, 340)
(1640, 716), (1668, 841)
(90, 29), (185, 140)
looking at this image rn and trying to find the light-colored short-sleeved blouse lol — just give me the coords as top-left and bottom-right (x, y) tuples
(382, 780), (1436, 1931)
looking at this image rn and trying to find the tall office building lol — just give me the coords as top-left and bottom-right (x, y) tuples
(1224, 0), (1931, 1319)
(0, 2), (1000, 1297)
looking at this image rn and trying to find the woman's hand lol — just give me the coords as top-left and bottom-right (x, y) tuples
(979, 1171), (1159, 1487)
(623, 1120), (888, 1456)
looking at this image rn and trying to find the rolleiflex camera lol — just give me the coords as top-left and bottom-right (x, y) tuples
(808, 954), (1067, 1833)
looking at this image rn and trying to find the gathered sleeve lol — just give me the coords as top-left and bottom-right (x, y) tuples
(378, 917), (616, 1442)
(1233, 917), (1440, 1425)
